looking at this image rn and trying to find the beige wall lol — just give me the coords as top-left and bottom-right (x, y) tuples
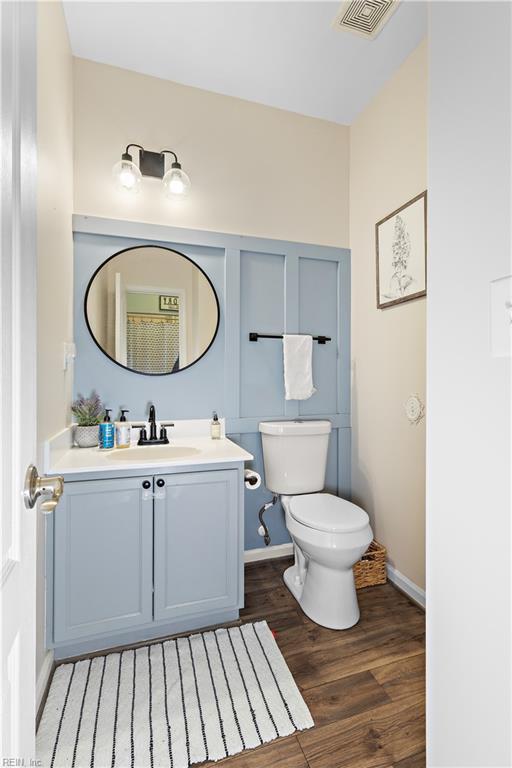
(350, 41), (427, 590)
(73, 58), (349, 248)
(36, 0), (74, 677)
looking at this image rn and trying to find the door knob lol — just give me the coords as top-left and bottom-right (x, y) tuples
(156, 478), (165, 488)
(23, 464), (64, 515)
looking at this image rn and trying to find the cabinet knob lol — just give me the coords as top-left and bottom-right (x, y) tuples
(156, 478), (165, 488)
(142, 480), (151, 490)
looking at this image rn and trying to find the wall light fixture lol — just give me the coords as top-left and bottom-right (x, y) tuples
(112, 144), (191, 197)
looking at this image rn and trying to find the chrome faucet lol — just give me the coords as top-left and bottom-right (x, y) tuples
(136, 403), (173, 446)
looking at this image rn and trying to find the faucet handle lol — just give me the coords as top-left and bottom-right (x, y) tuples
(136, 426), (147, 444)
(160, 423), (174, 440)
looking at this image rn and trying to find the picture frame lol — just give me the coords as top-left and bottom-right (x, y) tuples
(375, 191), (427, 309)
(159, 294), (179, 312)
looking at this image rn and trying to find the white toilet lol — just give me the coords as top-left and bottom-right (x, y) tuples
(259, 420), (373, 630)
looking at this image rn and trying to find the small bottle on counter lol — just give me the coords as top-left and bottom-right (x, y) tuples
(99, 409), (115, 450)
(115, 409), (131, 449)
(210, 411), (221, 440)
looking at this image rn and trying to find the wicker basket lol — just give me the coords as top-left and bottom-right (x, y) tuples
(353, 540), (387, 589)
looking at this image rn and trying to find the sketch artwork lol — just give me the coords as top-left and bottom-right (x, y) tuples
(376, 192), (427, 309)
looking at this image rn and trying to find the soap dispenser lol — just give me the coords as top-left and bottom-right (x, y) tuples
(99, 409), (115, 450)
(115, 409), (131, 449)
(211, 411), (221, 440)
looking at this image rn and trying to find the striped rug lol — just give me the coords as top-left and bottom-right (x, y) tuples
(37, 621), (313, 768)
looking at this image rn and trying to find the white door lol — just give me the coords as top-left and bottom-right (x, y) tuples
(0, 2), (38, 761)
(114, 271), (127, 365)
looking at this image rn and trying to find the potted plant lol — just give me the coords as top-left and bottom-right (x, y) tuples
(71, 391), (104, 448)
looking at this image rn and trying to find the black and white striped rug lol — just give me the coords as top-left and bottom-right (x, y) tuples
(37, 621), (313, 767)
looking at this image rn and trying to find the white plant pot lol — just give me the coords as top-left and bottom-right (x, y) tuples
(74, 425), (99, 448)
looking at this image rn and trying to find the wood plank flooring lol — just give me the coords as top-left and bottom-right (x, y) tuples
(205, 556), (425, 768)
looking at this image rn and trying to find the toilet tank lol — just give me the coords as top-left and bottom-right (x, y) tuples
(259, 420), (331, 495)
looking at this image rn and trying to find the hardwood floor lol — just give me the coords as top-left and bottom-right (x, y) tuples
(209, 556), (425, 768)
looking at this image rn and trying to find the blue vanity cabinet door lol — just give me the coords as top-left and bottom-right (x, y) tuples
(153, 469), (239, 621)
(53, 476), (153, 643)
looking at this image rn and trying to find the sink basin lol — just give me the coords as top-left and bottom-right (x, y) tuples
(106, 445), (201, 462)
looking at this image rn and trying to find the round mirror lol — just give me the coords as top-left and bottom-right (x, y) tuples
(85, 246), (220, 375)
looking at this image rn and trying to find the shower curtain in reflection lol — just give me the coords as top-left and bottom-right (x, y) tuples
(126, 313), (179, 373)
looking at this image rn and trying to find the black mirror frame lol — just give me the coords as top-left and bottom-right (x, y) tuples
(84, 244), (221, 376)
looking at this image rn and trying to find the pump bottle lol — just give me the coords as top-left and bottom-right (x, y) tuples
(99, 409), (115, 450)
(115, 409), (131, 449)
(211, 411), (221, 440)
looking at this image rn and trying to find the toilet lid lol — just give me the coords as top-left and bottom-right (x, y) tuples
(289, 493), (369, 533)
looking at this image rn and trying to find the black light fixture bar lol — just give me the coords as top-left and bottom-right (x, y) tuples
(249, 332), (331, 344)
(139, 149), (165, 178)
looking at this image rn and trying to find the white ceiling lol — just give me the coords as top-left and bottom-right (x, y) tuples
(63, 1), (427, 125)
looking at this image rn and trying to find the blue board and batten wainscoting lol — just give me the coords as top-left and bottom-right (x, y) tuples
(73, 216), (351, 550)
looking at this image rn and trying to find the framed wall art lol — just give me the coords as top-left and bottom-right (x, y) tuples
(376, 191), (427, 309)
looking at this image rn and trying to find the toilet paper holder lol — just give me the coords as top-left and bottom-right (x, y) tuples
(244, 469), (261, 490)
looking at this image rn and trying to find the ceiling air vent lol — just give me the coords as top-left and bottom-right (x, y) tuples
(332, 0), (400, 39)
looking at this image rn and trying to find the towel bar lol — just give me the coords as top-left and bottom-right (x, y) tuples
(249, 332), (331, 344)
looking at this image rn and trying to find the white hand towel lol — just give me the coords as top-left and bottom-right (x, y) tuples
(283, 334), (317, 400)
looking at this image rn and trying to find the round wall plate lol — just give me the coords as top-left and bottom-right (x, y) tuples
(404, 394), (425, 425)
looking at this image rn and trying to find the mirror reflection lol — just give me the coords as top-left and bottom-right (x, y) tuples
(85, 246), (219, 375)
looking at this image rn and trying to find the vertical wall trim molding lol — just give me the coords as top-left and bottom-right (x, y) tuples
(339, 252), (351, 415)
(284, 250), (300, 419)
(224, 248), (241, 419)
(337, 427), (351, 499)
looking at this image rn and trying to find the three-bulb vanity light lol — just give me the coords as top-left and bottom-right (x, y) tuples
(112, 144), (191, 198)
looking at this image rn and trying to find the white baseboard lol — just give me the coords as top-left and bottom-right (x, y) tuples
(387, 564), (425, 610)
(36, 649), (54, 712)
(244, 543), (294, 563)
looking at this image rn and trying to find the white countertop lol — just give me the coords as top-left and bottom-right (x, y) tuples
(49, 437), (253, 476)
(45, 420), (253, 476)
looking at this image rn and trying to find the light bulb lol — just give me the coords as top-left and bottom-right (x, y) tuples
(163, 163), (191, 198)
(112, 155), (142, 193)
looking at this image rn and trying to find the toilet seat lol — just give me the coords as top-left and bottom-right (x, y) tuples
(289, 493), (369, 534)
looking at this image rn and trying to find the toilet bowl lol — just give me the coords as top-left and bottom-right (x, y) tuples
(259, 419), (373, 630)
(281, 494), (372, 629)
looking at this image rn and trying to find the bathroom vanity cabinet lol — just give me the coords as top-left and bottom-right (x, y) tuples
(47, 466), (244, 659)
